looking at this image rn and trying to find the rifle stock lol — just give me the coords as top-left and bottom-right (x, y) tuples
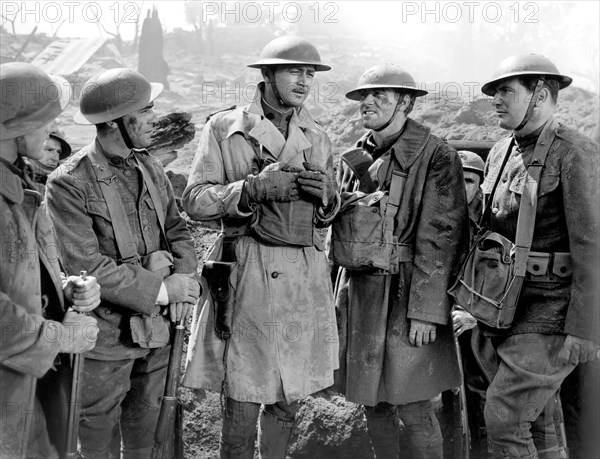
(152, 322), (186, 459)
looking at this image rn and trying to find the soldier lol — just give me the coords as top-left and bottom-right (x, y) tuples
(1, 62), (100, 458)
(182, 36), (339, 458)
(45, 68), (200, 458)
(333, 64), (469, 458)
(27, 132), (72, 185)
(476, 54), (599, 458)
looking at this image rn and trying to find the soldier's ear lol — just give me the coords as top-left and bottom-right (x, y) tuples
(262, 68), (270, 83)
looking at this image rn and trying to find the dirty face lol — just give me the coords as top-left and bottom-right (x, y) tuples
(18, 124), (52, 161)
(359, 89), (399, 130)
(272, 65), (315, 108)
(491, 77), (532, 131)
(39, 137), (62, 168)
(463, 170), (481, 204)
(122, 102), (157, 148)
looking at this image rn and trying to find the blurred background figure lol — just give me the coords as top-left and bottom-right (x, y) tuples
(27, 131), (72, 184)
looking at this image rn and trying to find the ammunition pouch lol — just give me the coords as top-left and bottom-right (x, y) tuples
(330, 169), (409, 274)
(130, 250), (173, 348)
(449, 231), (525, 329)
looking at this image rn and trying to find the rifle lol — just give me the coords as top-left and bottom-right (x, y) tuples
(65, 270), (87, 459)
(452, 333), (471, 459)
(152, 320), (186, 459)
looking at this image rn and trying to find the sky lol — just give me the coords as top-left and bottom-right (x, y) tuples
(2, 1), (599, 91)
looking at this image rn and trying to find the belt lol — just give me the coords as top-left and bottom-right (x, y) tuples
(525, 251), (572, 283)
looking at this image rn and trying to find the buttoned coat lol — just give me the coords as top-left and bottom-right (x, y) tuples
(0, 161), (65, 458)
(182, 85), (339, 404)
(334, 118), (469, 405)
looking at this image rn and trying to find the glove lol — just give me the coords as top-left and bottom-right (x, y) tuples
(58, 311), (99, 354)
(246, 162), (301, 203)
(164, 273), (201, 304)
(297, 162), (337, 207)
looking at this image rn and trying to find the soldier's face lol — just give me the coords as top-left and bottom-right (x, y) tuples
(463, 170), (481, 204)
(122, 103), (157, 148)
(39, 137), (62, 168)
(19, 124), (52, 160)
(359, 89), (399, 130)
(272, 65), (315, 107)
(491, 78), (532, 131)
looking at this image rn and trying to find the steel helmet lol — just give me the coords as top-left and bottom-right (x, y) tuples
(481, 54), (572, 96)
(75, 68), (163, 125)
(458, 150), (485, 180)
(1, 62), (64, 140)
(247, 36), (330, 71)
(346, 64), (428, 100)
(48, 131), (72, 161)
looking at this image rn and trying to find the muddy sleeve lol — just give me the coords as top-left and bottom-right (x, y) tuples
(407, 146), (470, 325)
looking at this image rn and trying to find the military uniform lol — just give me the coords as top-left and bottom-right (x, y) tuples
(335, 118), (469, 458)
(482, 117), (599, 459)
(46, 141), (197, 458)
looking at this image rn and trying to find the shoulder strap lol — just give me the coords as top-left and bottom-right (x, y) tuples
(87, 144), (140, 264)
(513, 120), (556, 276)
(479, 137), (515, 228)
(133, 155), (170, 251)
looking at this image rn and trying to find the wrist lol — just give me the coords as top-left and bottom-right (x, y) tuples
(156, 282), (169, 306)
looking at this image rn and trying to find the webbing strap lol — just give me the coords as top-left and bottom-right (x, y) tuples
(87, 143), (171, 263)
(133, 155), (169, 249)
(88, 143), (139, 264)
(387, 169), (408, 211)
(513, 118), (555, 276)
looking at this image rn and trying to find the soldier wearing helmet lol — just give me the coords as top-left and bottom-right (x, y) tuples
(468, 54), (600, 458)
(333, 63), (469, 458)
(45, 68), (200, 457)
(1, 62), (101, 458)
(182, 36), (339, 458)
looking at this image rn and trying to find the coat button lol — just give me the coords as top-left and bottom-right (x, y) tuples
(271, 272), (279, 279)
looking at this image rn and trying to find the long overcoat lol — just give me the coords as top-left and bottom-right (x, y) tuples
(182, 85), (339, 404)
(334, 119), (469, 406)
(0, 161), (65, 458)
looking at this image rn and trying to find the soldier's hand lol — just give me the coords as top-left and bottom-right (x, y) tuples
(452, 308), (477, 337)
(58, 311), (99, 354)
(164, 302), (194, 323)
(409, 319), (437, 347)
(164, 273), (201, 304)
(246, 162), (301, 203)
(297, 162), (337, 207)
(555, 335), (599, 366)
(63, 275), (101, 313)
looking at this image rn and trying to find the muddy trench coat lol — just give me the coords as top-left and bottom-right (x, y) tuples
(334, 119), (469, 406)
(0, 161), (66, 458)
(182, 85), (339, 404)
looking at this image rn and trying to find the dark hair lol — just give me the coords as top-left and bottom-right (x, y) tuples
(517, 76), (560, 103)
(395, 91), (417, 115)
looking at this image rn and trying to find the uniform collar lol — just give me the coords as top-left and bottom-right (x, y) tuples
(246, 82), (317, 130)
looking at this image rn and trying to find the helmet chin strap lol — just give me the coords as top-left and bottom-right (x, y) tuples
(265, 67), (286, 107)
(373, 94), (402, 132)
(514, 76), (545, 132)
(115, 117), (135, 150)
